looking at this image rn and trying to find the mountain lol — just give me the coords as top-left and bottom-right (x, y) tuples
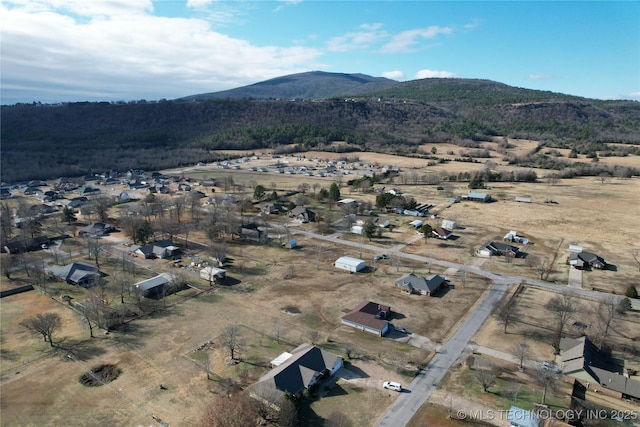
(181, 71), (398, 100)
(2, 73), (639, 182)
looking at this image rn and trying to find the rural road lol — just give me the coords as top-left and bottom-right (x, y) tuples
(288, 227), (638, 426)
(375, 280), (509, 427)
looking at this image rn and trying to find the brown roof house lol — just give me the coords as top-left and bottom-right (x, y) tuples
(559, 336), (640, 400)
(431, 227), (453, 240)
(341, 301), (391, 336)
(395, 272), (448, 296)
(250, 343), (343, 402)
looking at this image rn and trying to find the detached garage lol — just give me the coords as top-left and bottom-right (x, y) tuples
(335, 256), (366, 273)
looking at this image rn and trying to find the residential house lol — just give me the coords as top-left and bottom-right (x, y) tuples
(568, 251), (606, 270)
(46, 262), (100, 287)
(432, 227), (453, 240)
(251, 343), (343, 400)
(559, 336), (640, 401)
(78, 222), (116, 238)
(135, 240), (181, 259)
(395, 273), (448, 296)
(341, 301), (391, 336)
(477, 242), (520, 258)
(261, 203), (286, 215)
(77, 186), (100, 195)
(289, 206), (316, 222)
(133, 273), (173, 298)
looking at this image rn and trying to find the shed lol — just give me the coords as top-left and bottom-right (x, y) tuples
(409, 219), (423, 229)
(515, 196), (532, 203)
(350, 225), (363, 235)
(335, 256), (366, 273)
(283, 239), (297, 249)
(200, 266), (226, 284)
(441, 219), (457, 230)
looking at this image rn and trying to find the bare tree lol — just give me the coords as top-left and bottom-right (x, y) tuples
(272, 320), (282, 343)
(221, 325), (241, 361)
(110, 271), (132, 304)
(91, 195), (114, 223)
(511, 340), (531, 371)
(534, 367), (558, 405)
(199, 393), (257, 427)
(494, 297), (519, 334)
(633, 249), (640, 272)
(474, 369), (497, 393)
(546, 292), (578, 351)
(81, 284), (110, 337)
(85, 236), (104, 268)
(21, 312), (62, 346)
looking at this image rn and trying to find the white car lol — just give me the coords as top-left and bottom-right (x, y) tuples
(383, 381), (402, 392)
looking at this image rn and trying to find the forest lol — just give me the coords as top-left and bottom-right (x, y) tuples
(2, 77), (640, 182)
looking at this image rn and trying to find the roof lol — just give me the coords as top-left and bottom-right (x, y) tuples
(335, 256), (365, 266)
(465, 191), (489, 200)
(137, 240), (179, 257)
(507, 406), (539, 427)
(134, 273), (173, 291)
(46, 262), (100, 285)
(395, 273), (446, 294)
(257, 344), (342, 395)
(341, 301), (390, 331)
(559, 336), (639, 398)
(432, 227), (452, 237)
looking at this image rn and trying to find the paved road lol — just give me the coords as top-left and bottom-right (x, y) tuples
(375, 280), (509, 427)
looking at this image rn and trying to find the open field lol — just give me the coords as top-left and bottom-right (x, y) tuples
(2, 148), (640, 425)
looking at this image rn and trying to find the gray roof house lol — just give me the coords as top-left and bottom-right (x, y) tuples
(251, 343), (343, 399)
(135, 240), (181, 259)
(560, 336), (640, 400)
(46, 262), (100, 287)
(341, 301), (391, 336)
(78, 222), (116, 237)
(395, 273), (448, 296)
(568, 251), (606, 270)
(477, 241), (520, 258)
(289, 207), (316, 222)
(133, 273), (173, 298)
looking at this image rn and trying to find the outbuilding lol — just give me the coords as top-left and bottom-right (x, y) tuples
(200, 266), (226, 284)
(335, 256), (366, 273)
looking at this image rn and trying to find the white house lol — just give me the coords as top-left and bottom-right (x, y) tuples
(335, 256), (366, 273)
(200, 266), (226, 284)
(441, 219), (457, 230)
(409, 219), (423, 229)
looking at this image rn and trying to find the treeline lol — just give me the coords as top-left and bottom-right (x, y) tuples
(2, 87), (639, 182)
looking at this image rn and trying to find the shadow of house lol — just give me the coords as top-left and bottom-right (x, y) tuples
(394, 272), (448, 296)
(250, 343), (343, 404)
(4, 235), (51, 254)
(559, 336), (640, 401)
(46, 262), (100, 287)
(135, 240), (181, 259)
(340, 301), (391, 336)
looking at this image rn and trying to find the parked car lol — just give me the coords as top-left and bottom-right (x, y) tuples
(541, 361), (561, 373)
(373, 254), (388, 261)
(383, 381), (402, 392)
(394, 326), (408, 334)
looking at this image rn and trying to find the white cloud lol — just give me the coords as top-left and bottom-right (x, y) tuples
(414, 69), (456, 79)
(273, 0), (303, 12)
(627, 91), (640, 98)
(381, 71), (405, 80)
(380, 26), (452, 53)
(186, 0), (213, 9)
(326, 23), (388, 52)
(464, 19), (480, 32)
(0, 2), (322, 103)
(3, 0), (153, 17)
(529, 74), (551, 80)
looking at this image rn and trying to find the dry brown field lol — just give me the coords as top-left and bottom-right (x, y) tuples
(2, 148), (640, 426)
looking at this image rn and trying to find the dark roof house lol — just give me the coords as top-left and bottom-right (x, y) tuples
(135, 240), (181, 259)
(251, 343), (343, 399)
(289, 207), (316, 222)
(46, 262), (100, 287)
(560, 336), (640, 400)
(432, 227), (453, 240)
(477, 241), (520, 258)
(4, 236), (50, 254)
(78, 222), (116, 237)
(568, 251), (606, 270)
(341, 301), (391, 336)
(395, 273), (448, 296)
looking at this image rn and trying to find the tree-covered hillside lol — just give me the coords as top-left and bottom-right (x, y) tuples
(2, 76), (639, 182)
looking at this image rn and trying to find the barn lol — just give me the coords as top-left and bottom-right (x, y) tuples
(335, 256), (366, 273)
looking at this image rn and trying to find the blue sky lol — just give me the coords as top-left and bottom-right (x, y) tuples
(1, 0), (638, 104)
